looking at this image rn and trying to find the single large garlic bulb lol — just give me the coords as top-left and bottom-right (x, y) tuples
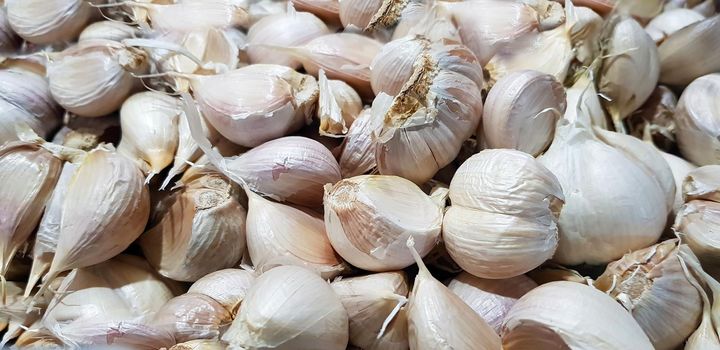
(0, 68), (62, 145)
(594, 239), (702, 349)
(152, 293), (233, 344)
(324, 175), (443, 271)
(502, 281), (654, 349)
(443, 149), (563, 279)
(6, 0), (96, 44)
(673, 73), (720, 166)
(369, 36), (484, 184)
(247, 9), (329, 67)
(187, 268), (256, 314)
(658, 15), (720, 86)
(223, 265), (349, 349)
(675, 200), (720, 273)
(332, 272), (409, 350)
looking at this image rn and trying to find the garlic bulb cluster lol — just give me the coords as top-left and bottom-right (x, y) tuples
(318, 70), (363, 136)
(187, 268), (256, 314)
(324, 175), (443, 271)
(369, 36), (484, 184)
(247, 9), (329, 67)
(332, 271), (409, 349)
(482, 70), (566, 156)
(658, 15), (720, 86)
(443, 149), (563, 279)
(673, 74), (720, 165)
(5, 0), (97, 44)
(645, 8), (705, 43)
(223, 265), (349, 349)
(594, 240), (701, 349)
(79, 21), (137, 42)
(337, 109), (377, 178)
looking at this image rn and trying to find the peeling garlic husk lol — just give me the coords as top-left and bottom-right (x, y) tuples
(526, 263), (589, 285)
(684, 165), (720, 203)
(331, 271), (409, 350)
(448, 272), (537, 335)
(223, 265), (349, 350)
(390, 1), (460, 43)
(117, 91), (180, 177)
(171, 339), (228, 350)
(673, 73), (720, 166)
(246, 190), (345, 279)
(627, 86), (678, 152)
(501, 281), (654, 349)
(599, 16), (660, 131)
(0, 68), (62, 145)
(594, 240), (701, 350)
(0, 7), (20, 53)
(660, 151), (697, 215)
(247, 8), (329, 68)
(482, 70), (566, 156)
(339, 0), (431, 35)
(645, 8), (705, 44)
(79, 20), (137, 42)
(675, 200), (720, 274)
(318, 69), (363, 136)
(443, 149), (563, 279)
(658, 15), (720, 86)
(564, 68), (608, 129)
(566, 3), (603, 67)
(140, 172), (247, 282)
(291, 0), (340, 24)
(6, 0), (97, 44)
(324, 175), (443, 271)
(152, 293), (233, 344)
(187, 268), (256, 314)
(337, 109), (377, 178)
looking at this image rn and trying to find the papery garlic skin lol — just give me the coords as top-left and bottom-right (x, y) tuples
(369, 36), (427, 96)
(187, 269), (256, 314)
(564, 70), (607, 129)
(0, 69), (62, 145)
(162, 110), (219, 191)
(152, 293), (233, 344)
(223, 265), (349, 350)
(675, 200), (720, 272)
(566, 3), (603, 67)
(324, 175), (443, 271)
(482, 70), (566, 156)
(338, 109), (377, 178)
(448, 272), (537, 334)
(658, 15), (720, 86)
(332, 272), (409, 350)
(502, 281), (654, 349)
(443, 149), (563, 279)
(318, 70), (363, 136)
(247, 10), (329, 68)
(684, 165), (720, 202)
(291, 0), (340, 24)
(0, 8), (20, 53)
(674, 74), (720, 166)
(645, 8), (705, 43)
(6, 0), (95, 44)
(79, 21), (137, 42)
(661, 151), (697, 214)
(138, 1), (250, 33)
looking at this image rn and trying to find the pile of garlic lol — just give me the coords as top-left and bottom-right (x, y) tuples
(0, 0), (719, 349)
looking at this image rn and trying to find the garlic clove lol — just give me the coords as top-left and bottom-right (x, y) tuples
(245, 190), (346, 279)
(222, 265), (349, 350)
(448, 272), (537, 335)
(675, 200), (720, 275)
(501, 281), (654, 349)
(0, 68), (62, 145)
(133, 0), (250, 32)
(391, 1), (460, 43)
(337, 109), (378, 178)
(645, 8), (705, 44)
(661, 151), (697, 215)
(170, 339), (228, 350)
(673, 73), (720, 165)
(658, 15), (720, 86)
(291, 0), (340, 24)
(79, 20), (138, 42)
(324, 175), (443, 272)
(684, 165), (720, 203)
(6, 0), (96, 44)
(332, 271), (409, 350)
(152, 293), (233, 344)
(482, 70), (566, 156)
(52, 114), (121, 151)
(369, 36), (428, 97)
(187, 268), (256, 314)
(318, 69), (363, 136)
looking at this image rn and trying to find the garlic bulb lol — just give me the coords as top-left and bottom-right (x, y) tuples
(502, 281), (654, 349)
(43, 255), (176, 349)
(658, 15), (720, 86)
(5, 0), (96, 44)
(39, 147), (150, 296)
(129, 0), (250, 32)
(47, 40), (149, 117)
(370, 37), (484, 184)
(118, 92), (180, 177)
(673, 74), (720, 165)
(443, 149), (563, 279)
(684, 165), (720, 202)
(564, 67), (608, 129)
(318, 70), (363, 136)
(594, 240), (701, 349)
(0, 68), (62, 145)
(0, 141), (62, 279)
(247, 9), (329, 67)
(140, 172), (247, 282)
(406, 238), (501, 349)
(223, 265), (349, 350)
(538, 117), (669, 265)
(599, 17), (660, 131)
(675, 200), (720, 273)
(661, 151), (697, 214)
(179, 64), (318, 147)
(245, 190), (345, 279)
(645, 8), (705, 43)
(0, 8), (20, 54)
(152, 293), (233, 344)
(291, 0), (340, 24)
(79, 21), (137, 42)
(339, 0), (433, 34)
(324, 175), (443, 271)
(332, 272), (409, 350)
(338, 109), (377, 178)
(187, 269), (256, 314)
(171, 339), (228, 350)
(482, 70), (566, 156)
(448, 272), (537, 334)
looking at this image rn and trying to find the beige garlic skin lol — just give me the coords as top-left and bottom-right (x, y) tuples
(684, 165), (720, 202)
(675, 200), (720, 273)
(482, 70), (566, 156)
(658, 15), (720, 86)
(645, 8), (705, 44)
(448, 272), (537, 335)
(594, 240), (702, 350)
(141, 172), (247, 282)
(0, 68), (62, 145)
(187, 268), (256, 314)
(338, 109), (377, 178)
(223, 265), (349, 350)
(502, 281), (654, 349)
(291, 0), (340, 24)
(318, 70), (363, 136)
(332, 272), (409, 350)
(6, 0), (96, 44)
(152, 293), (233, 344)
(564, 69), (607, 129)
(324, 175), (443, 271)
(370, 37), (484, 184)
(443, 149), (563, 279)
(79, 21), (137, 42)
(673, 74), (720, 165)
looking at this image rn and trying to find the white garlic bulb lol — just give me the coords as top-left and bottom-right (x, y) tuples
(187, 268), (256, 314)
(222, 265), (349, 350)
(0, 68), (62, 145)
(645, 8), (705, 43)
(482, 70), (566, 156)
(332, 272), (409, 350)
(245, 190), (345, 279)
(247, 9), (329, 67)
(318, 70), (363, 136)
(79, 21), (137, 42)
(675, 200), (720, 273)
(337, 109), (377, 178)
(502, 281), (654, 349)
(152, 293), (233, 344)
(6, 0), (96, 44)
(443, 149), (563, 279)
(658, 15), (720, 86)
(673, 74), (720, 165)
(448, 272), (537, 334)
